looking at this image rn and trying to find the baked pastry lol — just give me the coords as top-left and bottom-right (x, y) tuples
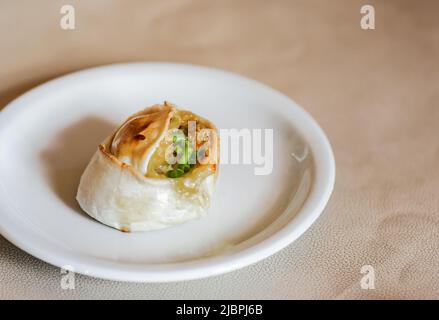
(76, 102), (219, 232)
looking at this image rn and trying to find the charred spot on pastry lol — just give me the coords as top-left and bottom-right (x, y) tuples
(134, 134), (146, 140)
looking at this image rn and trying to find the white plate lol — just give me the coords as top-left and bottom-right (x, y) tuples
(0, 63), (334, 282)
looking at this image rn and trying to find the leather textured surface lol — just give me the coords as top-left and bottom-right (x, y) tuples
(1, 0), (438, 299)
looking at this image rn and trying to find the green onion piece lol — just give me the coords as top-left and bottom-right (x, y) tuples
(166, 168), (184, 178)
(177, 163), (191, 173)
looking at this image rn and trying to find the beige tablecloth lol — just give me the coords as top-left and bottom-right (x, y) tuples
(1, 0), (438, 299)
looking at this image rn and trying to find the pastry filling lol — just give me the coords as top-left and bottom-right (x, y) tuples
(146, 109), (213, 179)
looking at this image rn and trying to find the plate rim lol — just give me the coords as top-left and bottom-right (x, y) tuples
(0, 62), (335, 282)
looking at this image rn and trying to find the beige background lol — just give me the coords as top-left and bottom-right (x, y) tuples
(1, 0), (439, 299)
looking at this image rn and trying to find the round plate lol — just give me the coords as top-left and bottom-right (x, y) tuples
(0, 63), (335, 282)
